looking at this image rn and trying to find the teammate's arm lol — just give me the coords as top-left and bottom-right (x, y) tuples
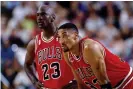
(83, 40), (112, 89)
(24, 39), (44, 89)
(63, 52), (85, 89)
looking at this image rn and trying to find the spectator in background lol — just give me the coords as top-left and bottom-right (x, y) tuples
(1, 39), (20, 89)
(67, 1), (79, 21)
(15, 22), (32, 44)
(72, 10), (87, 38)
(1, 39), (15, 65)
(121, 26), (133, 40)
(124, 32), (133, 61)
(99, 1), (121, 28)
(97, 17), (119, 47)
(1, 1), (13, 19)
(120, 2), (133, 29)
(13, 69), (34, 89)
(85, 2), (105, 37)
(54, 3), (70, 27)
(1, 15), (11, 41)
(12, 1), (30, 22)
(120, 3), (133, 41)
(119, 2), (130, 29)
(109, 34), (125, 57)
(9, 29), (25, 47)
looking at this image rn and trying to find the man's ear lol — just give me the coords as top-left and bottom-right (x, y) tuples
(50, 14), (56, 22)
(73, 32), (78, 40)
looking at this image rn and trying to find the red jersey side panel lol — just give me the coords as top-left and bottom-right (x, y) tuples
(103, 45), (130, 87)
(35, 32), (74, 88)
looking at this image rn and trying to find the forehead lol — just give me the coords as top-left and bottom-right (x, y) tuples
(58, 28), (76, 35)
(37, 5), (52, 14)
(58, 29), (66, 34)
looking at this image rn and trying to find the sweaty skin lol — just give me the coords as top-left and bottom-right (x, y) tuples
(83, 39), (110, 85)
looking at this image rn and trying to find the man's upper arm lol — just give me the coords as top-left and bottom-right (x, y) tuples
(83, 40), (104, 69)
(83, 39), (109, 84)
(25, 39), (35, 65)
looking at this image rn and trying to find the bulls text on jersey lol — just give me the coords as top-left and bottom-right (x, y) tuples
(37, 46), (62, 64)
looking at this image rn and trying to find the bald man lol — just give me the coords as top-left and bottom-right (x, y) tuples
(24, 5), (76, 89)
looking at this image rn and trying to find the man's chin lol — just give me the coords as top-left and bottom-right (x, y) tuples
(38, 26), (43, 29)
(38, 25), (47, 29)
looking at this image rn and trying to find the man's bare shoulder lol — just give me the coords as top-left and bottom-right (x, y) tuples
(27, 38), (35, 51)
(83, 39), (100, 51)
(82, 38), (105, 58)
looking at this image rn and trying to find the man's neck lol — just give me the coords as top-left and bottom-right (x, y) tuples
(42, 23), (56, 39)
(70, 42), (80, 57)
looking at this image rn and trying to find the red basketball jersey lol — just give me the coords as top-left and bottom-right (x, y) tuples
(35, 32), (74, 89)
(69, 37), (130, 89)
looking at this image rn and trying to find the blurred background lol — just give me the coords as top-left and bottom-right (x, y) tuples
(1, 1), (133, 89)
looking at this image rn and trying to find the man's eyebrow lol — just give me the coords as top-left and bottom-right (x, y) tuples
(62, 31), (67, 35)
(37, 12), (47, 14)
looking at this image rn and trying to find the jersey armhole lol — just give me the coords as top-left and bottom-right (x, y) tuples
(82, 40), (90, 64)
(101, 46), (106, 60)
(82, 39), (106, 64)
(68, 52), (72, 64)
(68, 52), (75, 66)
(35, 35), (39, 53)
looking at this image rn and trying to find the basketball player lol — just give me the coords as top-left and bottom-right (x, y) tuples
(24, 5), (76, 89)
(57, 23), (133, 89)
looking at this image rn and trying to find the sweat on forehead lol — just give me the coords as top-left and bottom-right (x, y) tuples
(37, 5), (53, 14)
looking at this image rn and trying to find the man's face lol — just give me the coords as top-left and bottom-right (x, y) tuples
(36, 6), (51, 29)
(58, 29), (77, 52)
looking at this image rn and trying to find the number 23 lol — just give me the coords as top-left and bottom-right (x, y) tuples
(42, 62), (61, 81)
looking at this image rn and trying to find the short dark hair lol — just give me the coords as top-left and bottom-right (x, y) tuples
(58, 23), (78, 33)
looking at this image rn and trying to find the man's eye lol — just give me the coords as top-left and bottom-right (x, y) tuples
(37, 13), (39, 16)
(63, 35), (66, 38)
(41, 13), (45, 16)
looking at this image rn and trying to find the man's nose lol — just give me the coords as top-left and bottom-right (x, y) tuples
(59, 39), (65, 44)
(38, 15), (43, 20)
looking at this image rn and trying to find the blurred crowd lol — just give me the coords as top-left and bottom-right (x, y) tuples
(1, 1), (133, 89)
